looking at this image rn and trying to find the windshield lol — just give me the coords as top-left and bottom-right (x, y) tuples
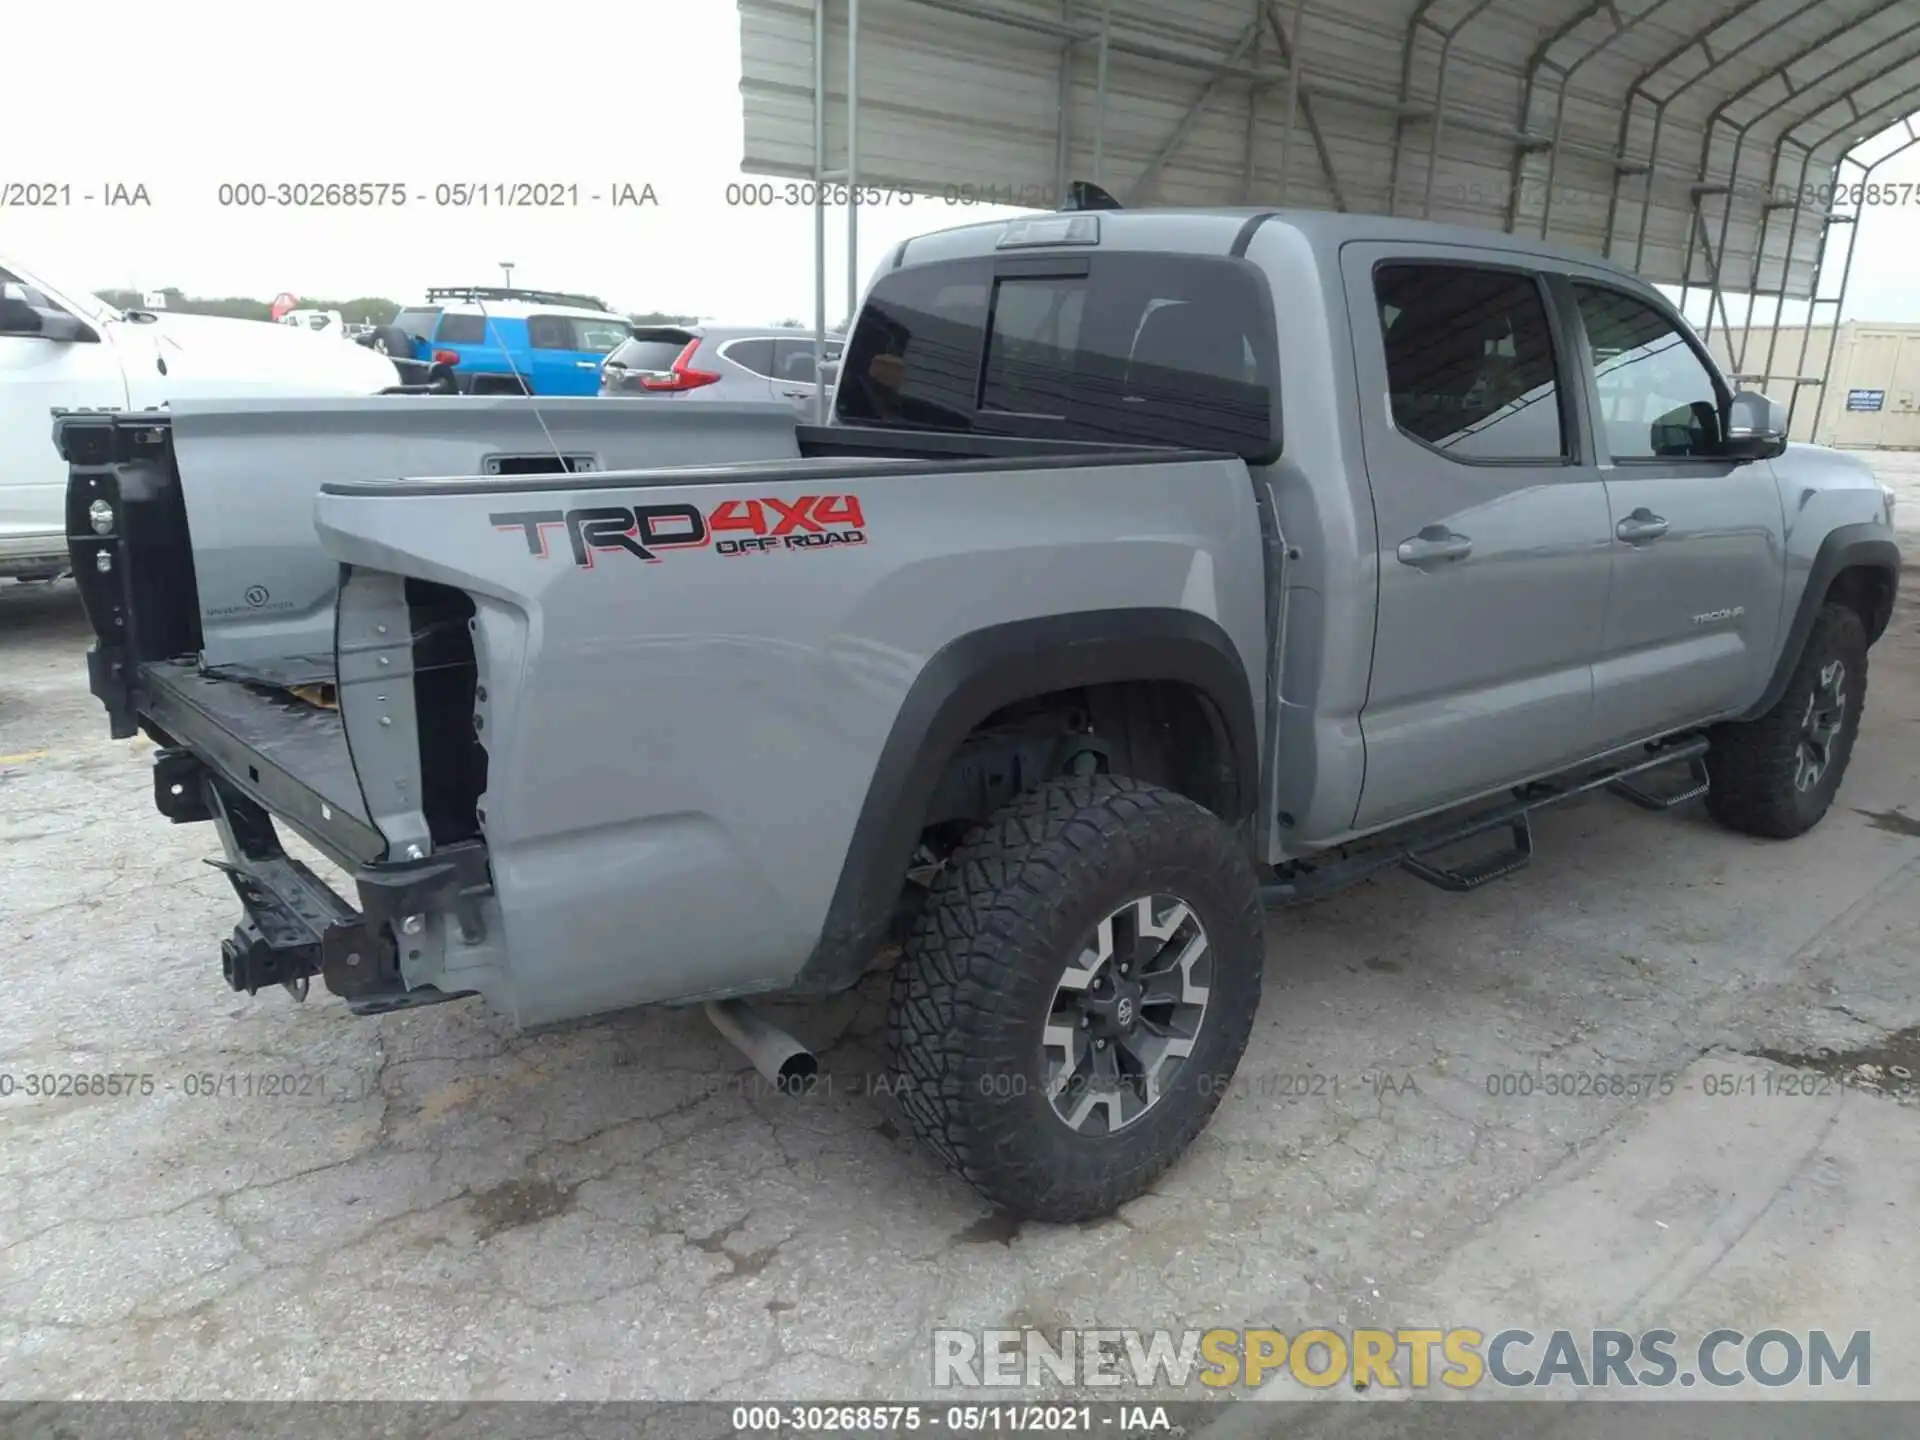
(0, 255), (119, 324)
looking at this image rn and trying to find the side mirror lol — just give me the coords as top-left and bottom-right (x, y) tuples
(1722, 389), (1788, 460)
(0, 295), (44, 335)
(818, 359), (840, 387)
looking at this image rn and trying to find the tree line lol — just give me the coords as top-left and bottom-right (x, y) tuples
(91, 287), (703, 328)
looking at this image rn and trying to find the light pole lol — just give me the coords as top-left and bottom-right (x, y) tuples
(499, 262), (515, 290)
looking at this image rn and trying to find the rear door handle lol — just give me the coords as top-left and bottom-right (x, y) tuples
(576, 361), (600, 369)
(1615, 508), (1670, 543)
(1396, 525), (1474, 568)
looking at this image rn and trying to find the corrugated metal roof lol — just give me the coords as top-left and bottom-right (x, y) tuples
(738, 0), (1920, 302)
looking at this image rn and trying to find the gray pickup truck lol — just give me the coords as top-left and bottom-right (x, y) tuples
(59, 208), (1901, 1222)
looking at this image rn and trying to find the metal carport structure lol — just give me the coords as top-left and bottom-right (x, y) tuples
(738, 0), (1920, 435)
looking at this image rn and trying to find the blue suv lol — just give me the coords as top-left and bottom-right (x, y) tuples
(366, 286), (635, 396)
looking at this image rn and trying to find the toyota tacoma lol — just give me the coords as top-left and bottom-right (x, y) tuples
(57, 206), (1902, 1221)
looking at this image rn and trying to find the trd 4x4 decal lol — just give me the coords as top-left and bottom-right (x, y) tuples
(491, 494), (867, 567)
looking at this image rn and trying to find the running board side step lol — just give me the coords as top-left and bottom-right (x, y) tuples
(1262, 736), (1711, 907)
(1400, 815), (1534, 893)
(1607, 755), (1711, 811)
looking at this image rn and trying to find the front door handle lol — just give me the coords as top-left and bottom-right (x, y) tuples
(1396, 524), (1474, 568)
(576, 361), (601, 369)
(1615, 508), (1670, 543)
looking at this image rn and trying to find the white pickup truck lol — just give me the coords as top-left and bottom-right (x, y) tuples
(0, 250), (405, 580)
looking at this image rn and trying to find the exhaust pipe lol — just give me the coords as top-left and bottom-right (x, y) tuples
(704, 999), (819, 1094)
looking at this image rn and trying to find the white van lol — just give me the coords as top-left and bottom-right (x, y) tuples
(1, 252), (403, 579)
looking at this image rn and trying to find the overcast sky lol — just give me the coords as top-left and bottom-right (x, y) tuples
(1, 1), (1021, 322)
(6, 0), (1920, 325)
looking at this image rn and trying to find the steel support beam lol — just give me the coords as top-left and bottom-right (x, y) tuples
(1806, 132), (1920, 437)
(1421, 0), (1503, 220)
(1772, 91), (1920, 431)
(1385, 1), (1445, 214)
(1532, 0), (1701, 242)
(1241, 0), (1263, 204)
(1692, 3), (1919, 349)
(905, 0), (1292, 84)
(1602, 0), (1823, 266)
(1093, 0), (1113, 187)
(1504, 0), (1613, 233)
(847, 0), (860, 326)
(1731, 8), (1920, 368)
(812, 0), (828, 425)
(1055, 0), (1076, 198)
(1129, 17), (1263, 203)
(1262, 1), (1347, 210)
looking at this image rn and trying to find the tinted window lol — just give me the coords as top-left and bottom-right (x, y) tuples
(435, 312), (488, 344)
(1573, 285), (1724, 459)
(1374, 264), (1564, 461)
(532, 315), (629, 352)
(571, 318), (631, 353)
(772, 337), (843, 382)
(608, 331), (695, 372)
(837, 254), (1275, 456)
(0, 268), (58, 310)
(393, 306), (442, 341)
(982, 277), (1085, 414)
(722, 338), (779, 377)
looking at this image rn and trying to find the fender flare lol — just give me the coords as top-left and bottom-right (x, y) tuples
(789, 608), (1260, 994)
(1742, 523), (1901, 721)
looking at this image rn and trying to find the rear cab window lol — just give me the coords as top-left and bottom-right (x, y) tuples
(836, 251), (1279, 459)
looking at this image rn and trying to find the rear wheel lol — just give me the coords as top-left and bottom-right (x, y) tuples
(1705, 602), (1868, 839)
(886, 776), (1263, 1222)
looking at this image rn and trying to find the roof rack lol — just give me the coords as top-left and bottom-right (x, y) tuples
(425, 285), (615, 312)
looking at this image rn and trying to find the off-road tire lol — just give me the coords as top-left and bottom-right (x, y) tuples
(886, 776), (1264, 1222)
(368, 325), (416, 359)
(1705, 602), (1868, 839)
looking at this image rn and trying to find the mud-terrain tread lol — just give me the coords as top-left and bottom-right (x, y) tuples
(886, 775), (1263, 1222)
(1705, 603), (1869, 840)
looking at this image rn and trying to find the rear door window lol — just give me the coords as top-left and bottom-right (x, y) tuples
(772, 337), (843, 382)
(837, 253), (1276, 457)
(1373, 263), (1566, 462)
(721, 338), (779, 377)
(568, 317), (633, 353)
(527, 315), (627, 352)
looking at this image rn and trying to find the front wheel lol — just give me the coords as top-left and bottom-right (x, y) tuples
(1705, 602), (1869, 839)
(886, 776), (1264, 1222)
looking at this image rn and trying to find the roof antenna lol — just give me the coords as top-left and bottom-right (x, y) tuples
(468, 292), (569, 473)
(1059, 180), (1122, 212)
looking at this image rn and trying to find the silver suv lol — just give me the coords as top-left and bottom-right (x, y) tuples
(599, 323), (845, 417)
